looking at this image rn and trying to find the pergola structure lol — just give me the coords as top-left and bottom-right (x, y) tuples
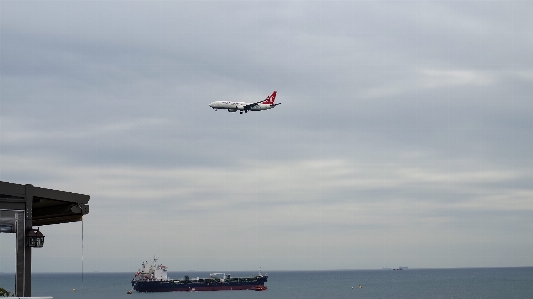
(0, 181), (90, 297)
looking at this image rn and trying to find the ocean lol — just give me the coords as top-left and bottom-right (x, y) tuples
(1, 268), (532, 299)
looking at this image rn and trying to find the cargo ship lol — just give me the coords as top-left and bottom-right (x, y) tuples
(131, 257), (268, 292)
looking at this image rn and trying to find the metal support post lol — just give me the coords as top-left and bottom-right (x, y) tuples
(24, 184), (33, 297)
(15, 211), (25, 296)
(15, 184), (33, 297)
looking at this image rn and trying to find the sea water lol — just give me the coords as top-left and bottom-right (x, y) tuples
(1, 268), (532, 299)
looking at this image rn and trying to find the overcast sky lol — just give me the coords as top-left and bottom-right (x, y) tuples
(1, 1), (532, 273)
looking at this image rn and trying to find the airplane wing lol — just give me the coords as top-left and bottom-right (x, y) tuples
(242, 100), (265, 111)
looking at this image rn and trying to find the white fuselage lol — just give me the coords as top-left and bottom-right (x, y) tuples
(209, 101), (276, 112)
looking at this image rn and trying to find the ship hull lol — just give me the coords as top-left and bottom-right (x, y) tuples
(132, 280), (267, 292)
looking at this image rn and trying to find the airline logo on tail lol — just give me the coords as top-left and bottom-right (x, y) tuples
(261, 91), (277, 105)
(208, 91), (281, 114)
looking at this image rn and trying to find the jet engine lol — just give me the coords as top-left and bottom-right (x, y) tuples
(227, 108), (237, 112)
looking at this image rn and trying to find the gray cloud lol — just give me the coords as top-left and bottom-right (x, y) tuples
(1, 1), (533, 272)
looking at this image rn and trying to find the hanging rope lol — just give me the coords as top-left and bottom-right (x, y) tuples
(82, 215), (84, 283)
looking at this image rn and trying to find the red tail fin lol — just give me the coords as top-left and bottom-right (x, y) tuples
(261, 91), (277, 104)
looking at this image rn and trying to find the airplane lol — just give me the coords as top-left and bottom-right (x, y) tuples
(209, 91), (281, 114)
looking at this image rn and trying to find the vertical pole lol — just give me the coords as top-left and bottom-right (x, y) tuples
(15, 211), (25, 297)
(24, 184), (33, 297)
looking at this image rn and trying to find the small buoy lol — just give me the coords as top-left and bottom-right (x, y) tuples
(358, 285), (363, 289)
(352, 286), (354, 289)
(72, 289), (77, 292)
(127, 290), (133, 294)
